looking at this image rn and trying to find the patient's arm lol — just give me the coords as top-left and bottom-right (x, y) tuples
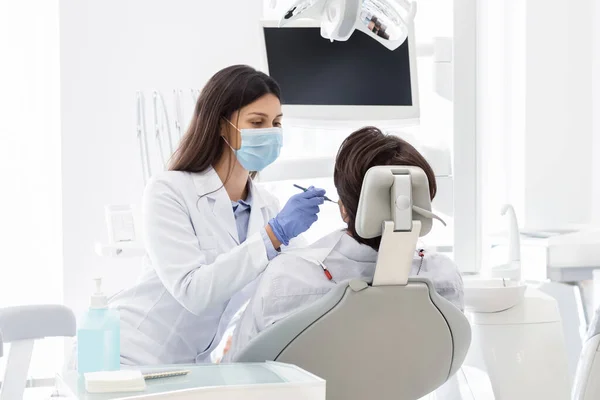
(210, 299), (249, 363)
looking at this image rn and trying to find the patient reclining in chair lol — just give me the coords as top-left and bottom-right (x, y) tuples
(220, 127), (464, 362)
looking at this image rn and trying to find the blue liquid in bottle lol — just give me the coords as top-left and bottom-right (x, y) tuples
(77, 278), (120, 374)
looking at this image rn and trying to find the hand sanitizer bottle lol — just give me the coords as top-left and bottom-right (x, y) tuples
(77, 278), (120, 373)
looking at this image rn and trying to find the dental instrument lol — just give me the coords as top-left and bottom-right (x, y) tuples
(143, 369), (191, 380)
(158, 90), (174, 155)
(190, 88), (200, 103)
(152, 91), (166, 169)
(152, 90), (174, 168)
(136, 91), (151, 184)
(173, 89), (183, 141)
(293, 184), (336, 203)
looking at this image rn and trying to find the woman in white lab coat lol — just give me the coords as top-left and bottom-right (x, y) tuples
(109, 65), (326, 365)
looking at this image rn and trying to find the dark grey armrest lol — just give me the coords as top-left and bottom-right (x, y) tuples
(0, 305), (76, 342)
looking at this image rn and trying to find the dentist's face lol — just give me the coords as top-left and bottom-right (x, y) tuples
(222, 93), (283, 150)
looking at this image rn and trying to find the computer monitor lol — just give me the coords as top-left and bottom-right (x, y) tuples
(259, 19), (419, 121)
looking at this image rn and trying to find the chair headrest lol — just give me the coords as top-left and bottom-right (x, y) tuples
(355, 166), (437, 238)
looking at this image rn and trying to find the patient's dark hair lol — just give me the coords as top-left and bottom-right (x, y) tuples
(334, 126), (437, 251)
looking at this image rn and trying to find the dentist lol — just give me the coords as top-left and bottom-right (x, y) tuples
(110, 65), (326, 365)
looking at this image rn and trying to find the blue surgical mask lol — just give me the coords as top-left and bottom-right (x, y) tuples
(224, 120), (283, 171)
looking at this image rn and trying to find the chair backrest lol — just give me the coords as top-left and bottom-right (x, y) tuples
(0, 305), (76, 400)
(234, 277), (471, 400)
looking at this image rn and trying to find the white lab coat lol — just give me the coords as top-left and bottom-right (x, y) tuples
(222, 230), (464, 362)
(110, 167), (291, 365)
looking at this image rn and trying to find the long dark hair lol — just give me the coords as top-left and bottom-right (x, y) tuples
(169, 65), (281, 183)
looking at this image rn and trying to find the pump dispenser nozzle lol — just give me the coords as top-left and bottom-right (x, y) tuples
(90, 277), (108, 309)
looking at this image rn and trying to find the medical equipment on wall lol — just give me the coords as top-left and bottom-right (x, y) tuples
(260, 18), (420, 121)
(135, 89), (197, 184)
(153, 90), (174, 168)
(280, 0), (416, 51)
(136, 91), (151, 185)
(104, 204), (136, 243)
(191, 88), (201, 102)
(293, 184), (336, 203)
(97, 202), (143, 257)
(173, 89), (184, 141)
(462, 205), (571, 399)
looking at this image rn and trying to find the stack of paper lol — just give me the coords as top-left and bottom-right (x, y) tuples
(84, 370), (147, 393)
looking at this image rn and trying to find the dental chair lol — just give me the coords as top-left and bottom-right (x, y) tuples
(234, 166), (472, 400)
(573, 308), (600, 400)
(0, 305), (76, 400)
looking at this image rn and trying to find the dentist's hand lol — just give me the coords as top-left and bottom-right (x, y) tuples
(268, 187), (326, 247)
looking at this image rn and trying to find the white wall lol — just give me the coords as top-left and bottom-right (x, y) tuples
(593, 0), (600, 224)
(523, 0), (593, 231)
(0, 0), (62, 378)
(60, 0), (263, 318)
(478, 0), (526, 241)
(479, 0), (595, 236)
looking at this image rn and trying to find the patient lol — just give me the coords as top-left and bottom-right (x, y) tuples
(221, 126), (464, 362)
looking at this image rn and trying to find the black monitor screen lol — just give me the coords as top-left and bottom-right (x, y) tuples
(263, 27), (413, 106)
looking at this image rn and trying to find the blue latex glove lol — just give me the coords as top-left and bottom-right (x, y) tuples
(269, 186), (326, 246)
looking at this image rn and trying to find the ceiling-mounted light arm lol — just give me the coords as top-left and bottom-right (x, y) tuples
(279, 0), (329, 26)
(279, 0), (417, 51)
(354, 0), (417, 50)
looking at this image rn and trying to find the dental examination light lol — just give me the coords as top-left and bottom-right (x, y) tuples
(279, 0), (416, 50)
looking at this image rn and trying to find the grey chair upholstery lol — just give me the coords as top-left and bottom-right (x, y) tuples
(0, 305), (76, 342)
(0, 305), (76, 400)
(234, 277), (471, 400)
